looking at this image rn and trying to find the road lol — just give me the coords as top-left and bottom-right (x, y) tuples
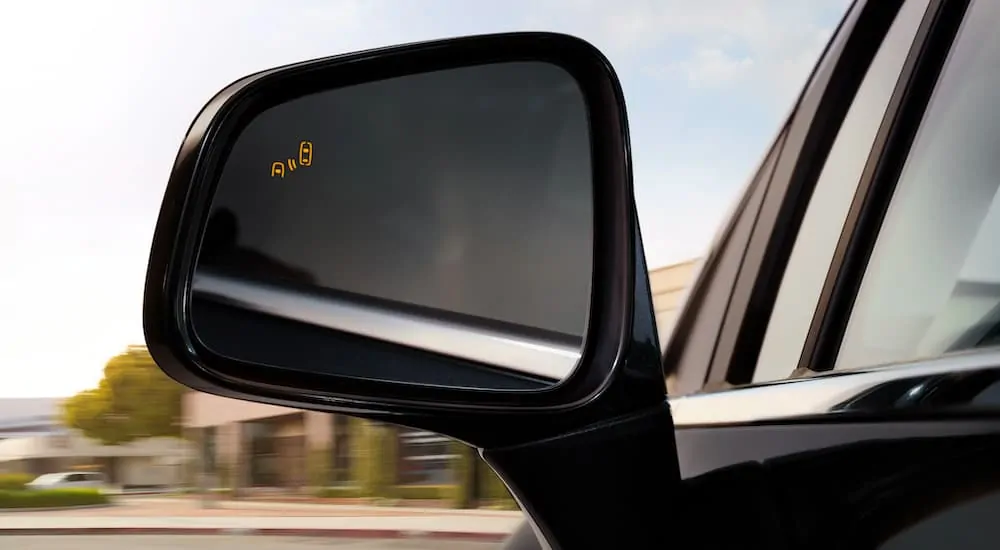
(9, 535), (502, 549)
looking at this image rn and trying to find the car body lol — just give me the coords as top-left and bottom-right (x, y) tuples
(26, 472), (108, 492)
(146, 0), (1000, 548)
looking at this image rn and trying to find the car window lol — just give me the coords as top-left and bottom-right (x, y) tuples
(837, 0), (1000, 371)
(30, 473), (63, 484)
(753, 0), (931, 383)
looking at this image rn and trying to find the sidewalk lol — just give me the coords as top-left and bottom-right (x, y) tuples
(131, 497), (522, 516)
(0, 497), (524, 542)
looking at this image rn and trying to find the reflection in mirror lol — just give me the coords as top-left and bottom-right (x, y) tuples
(190, 61), (594, 390)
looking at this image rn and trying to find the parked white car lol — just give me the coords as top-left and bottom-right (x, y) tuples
(26, 472), (108, 491)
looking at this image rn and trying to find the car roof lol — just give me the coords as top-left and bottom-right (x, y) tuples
(37, 471), (103, 478)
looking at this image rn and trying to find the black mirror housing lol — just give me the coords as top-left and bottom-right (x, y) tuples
(142, 32), (664, 448)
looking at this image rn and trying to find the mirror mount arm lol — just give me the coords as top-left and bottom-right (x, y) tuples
(485, 403), (679, 549)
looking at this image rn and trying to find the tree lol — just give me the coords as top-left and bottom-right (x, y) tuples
(61, 345), (185, 445)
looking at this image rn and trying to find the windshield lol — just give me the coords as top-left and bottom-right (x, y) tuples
(29, 474), (66, 484)
(0, 1), (847, 548)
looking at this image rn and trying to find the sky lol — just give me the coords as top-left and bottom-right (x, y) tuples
(0, 0), (849, 398)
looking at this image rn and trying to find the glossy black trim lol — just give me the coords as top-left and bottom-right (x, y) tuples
(802, 0), (972, 372)
(708, 0), (905, 388)
(509, 408), (1000, 549)
(491, 210), (667, 550)
(486, 403), (678, 550)
(144, 32), (665, 449)
(507, 343), (1000, 548)
(673, 418), (1000, 549)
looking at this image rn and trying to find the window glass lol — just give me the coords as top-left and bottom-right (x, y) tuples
(753, 0), (930, 382)
(206, 62), (593, 339)
(838, 0), (1000, 370)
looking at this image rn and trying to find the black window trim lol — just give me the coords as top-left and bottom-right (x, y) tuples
(702, 0), (911, 388)
(800, 0), (973, 373)
(662, 122), (785, 394)
(665, 0), (920, 396)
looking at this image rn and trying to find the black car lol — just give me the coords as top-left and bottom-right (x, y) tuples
(144, 0), (1000, 548)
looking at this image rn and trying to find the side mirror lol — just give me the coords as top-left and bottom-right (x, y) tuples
(144, 32), (664, 447)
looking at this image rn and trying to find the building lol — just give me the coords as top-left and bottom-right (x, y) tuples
(183, 258), (701, 504)
(0, 397), (193, 489)
(651, 258), (701, 350)
(0, 398), (65, 440)
(183, 392), (487, 503)
(0, 431), (193, 489)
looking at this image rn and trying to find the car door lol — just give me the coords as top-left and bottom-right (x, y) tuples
(664, 0), (1000, 548)
(61, 473), (84, 489)
(82, 473), (104, 490)
(76, 473), (93, 489)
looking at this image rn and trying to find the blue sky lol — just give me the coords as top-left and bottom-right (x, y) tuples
(0, 0), (849, 397)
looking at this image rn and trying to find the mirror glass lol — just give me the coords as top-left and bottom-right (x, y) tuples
(190, 61), (594, 390)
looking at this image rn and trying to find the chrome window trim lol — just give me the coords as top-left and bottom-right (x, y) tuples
(671, 350), (1000, 426)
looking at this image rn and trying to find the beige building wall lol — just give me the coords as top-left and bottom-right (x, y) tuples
(184, 390), (331, 488)
(184, 391), (331, 441)
(304, 411), (333, 449)
(215, 422), (243, 468)
(184, 391), (301, 428)
(649, 258), (701, 350)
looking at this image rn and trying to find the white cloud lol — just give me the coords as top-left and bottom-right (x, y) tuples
(525, 0), (849, 105)
(566, 0), (846, 53)
(674, 48), (756, 88)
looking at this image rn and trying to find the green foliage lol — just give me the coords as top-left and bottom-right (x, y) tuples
(445, 441), (517, 509)
(394, 484), (454, 500)
(0, 474), (33, 491)
(0, 489), (109, 509)
(487, 498), (520, 510)
(354, 421), (398, 498)
(345, 415), (367, 484)
(451, 442), (476, 509)
(307, 418), (517, 509)
(480, 464), (517, 508)
(61, 345), (185, 445)
(306, 447), (333, 488)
